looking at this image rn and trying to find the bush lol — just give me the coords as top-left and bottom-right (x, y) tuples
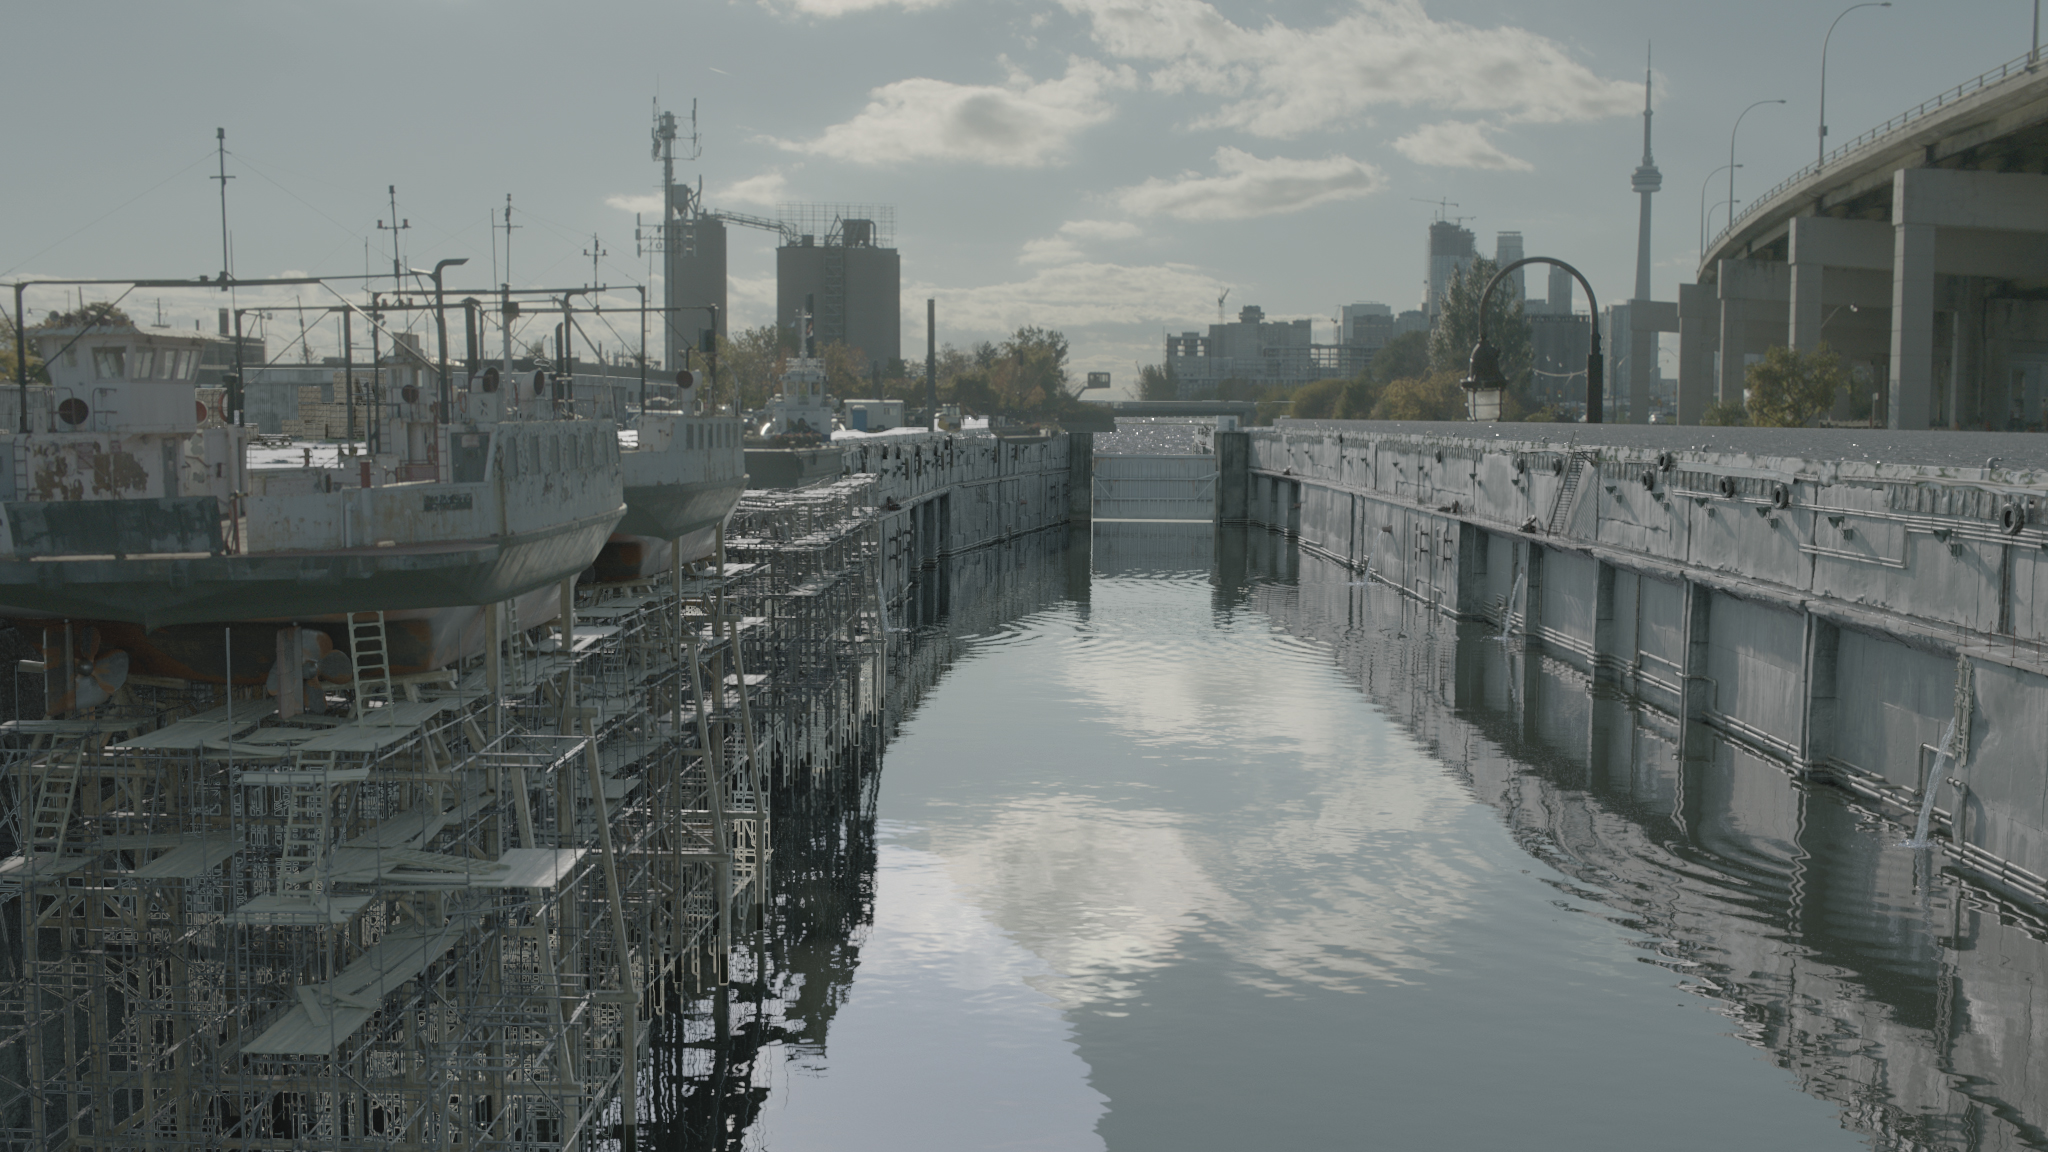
(1699, 400), (1748, 426)
(1371, 371), (1468, 421)
(1745, 344), (1848, 427)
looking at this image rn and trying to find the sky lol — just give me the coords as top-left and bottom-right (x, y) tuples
(1, 0), (2031, 397)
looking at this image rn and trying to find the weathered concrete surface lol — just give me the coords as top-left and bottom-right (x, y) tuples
(1235, 419), (2048, 909)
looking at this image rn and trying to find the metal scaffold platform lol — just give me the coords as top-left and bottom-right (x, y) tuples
(0, 524), (831, 1150)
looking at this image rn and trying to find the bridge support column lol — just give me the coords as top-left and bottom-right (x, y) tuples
(1676, 283), (1718, 424)
(1889, 220), (1938, 429)
(1717, 259), (1789, 408)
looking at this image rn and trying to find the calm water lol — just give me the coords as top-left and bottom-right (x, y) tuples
(655, 523), (2048, 1152)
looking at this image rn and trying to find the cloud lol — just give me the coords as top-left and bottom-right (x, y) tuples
(1115, 147), (1382, 220)
(1058, 0), (1639, 137)
(760, 0), (948, 13)
(604, 192), (663, 214)
(1020, 218), (1143, 265)
(717, 172), (791, 206)
(919, 259), (1215, 333)
(1392, 120), (1531, 170)
(775, 57), (1131, 167)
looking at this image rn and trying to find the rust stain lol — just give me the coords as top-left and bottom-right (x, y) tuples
(90, 446), (149, 496)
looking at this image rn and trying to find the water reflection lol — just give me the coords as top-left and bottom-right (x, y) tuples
(1232, 525), (2048, 1152)
(649, 520), (2048, 1152)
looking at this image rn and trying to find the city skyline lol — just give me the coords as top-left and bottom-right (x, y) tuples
(0, 0), (2023, 396)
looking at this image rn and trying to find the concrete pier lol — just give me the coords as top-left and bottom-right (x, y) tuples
(1226, 421), (2048, 908)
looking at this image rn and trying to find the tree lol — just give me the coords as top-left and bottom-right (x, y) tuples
(1699, 400), (1748, 426)
(36, 301), (131, 330)
(1371, 371), (1469, 421)
(1426, 258), (1532, 393)
(0, 314), (47, 384)
(717, 325), (784, 411)
(1744, 344), (1848, 427)
(1138, 362), (1177, 400)
(1371, 329), (1429, 384)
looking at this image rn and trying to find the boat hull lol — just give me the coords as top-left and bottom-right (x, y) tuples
(0, 504), (623, 629)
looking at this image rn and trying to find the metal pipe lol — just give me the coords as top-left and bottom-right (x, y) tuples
(927, 298), (937, 429)
(14, 284), (26, 434)
(426, 257), (467, 425)
(343, 309), (354, 456)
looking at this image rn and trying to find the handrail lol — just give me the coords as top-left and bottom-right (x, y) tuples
(1706, 50), (2042, 260)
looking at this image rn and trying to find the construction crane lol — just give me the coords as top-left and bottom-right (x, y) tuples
(712, 209), (796, 244)
(1411, 196), (1476, 228)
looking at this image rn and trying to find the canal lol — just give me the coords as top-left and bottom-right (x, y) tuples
(654, 522), (2048, 1151)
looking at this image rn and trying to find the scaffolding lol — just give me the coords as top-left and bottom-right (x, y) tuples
(0, 531), (799, 1149)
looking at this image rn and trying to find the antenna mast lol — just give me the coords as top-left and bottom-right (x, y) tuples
(212, 128), (234, 289)
(377, 186), (411, 293)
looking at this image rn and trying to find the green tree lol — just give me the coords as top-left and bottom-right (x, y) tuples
(1137, 362), (1177, 400)
(0, 314), (47, 384)
(1699, 400), (1748, 426)
(1426, 258), (1531, 392)
(1744, 344), (1848, 427)
(1372, 371), (1469, 421)
(1371, 329), (1429, 384)
(1289, 377), (1347, 419)
(717, 325), (784, 411)
(36, 301), (132, 330)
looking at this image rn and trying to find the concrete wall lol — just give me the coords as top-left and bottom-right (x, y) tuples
(1229, 421), (2048, 909)
(1248, 543), (2048, 1150)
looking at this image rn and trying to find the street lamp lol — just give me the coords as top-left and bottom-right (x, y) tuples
(413, 257), (469, 425)
(1820, 2), (1891, 167)
(1728, 99), (1787, 241)
(1700, 163), (1741, 253)
(1463, 256), (1603, 423)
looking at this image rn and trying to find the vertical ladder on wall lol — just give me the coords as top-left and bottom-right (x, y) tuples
(27, 743), (85, 857)
(347, 611), (393, 717)
(1546, 454), (1589, 535)
(821, 244), (846, 348)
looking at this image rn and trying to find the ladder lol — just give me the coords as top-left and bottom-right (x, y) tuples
(347, 611), (394, 717)
(1546, 454), (1591, 535)
(278, 752), (337, 893)
(27, 744), (85, 857)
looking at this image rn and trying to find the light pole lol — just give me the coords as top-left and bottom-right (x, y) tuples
(1729, 99), (1787, 240)
(1462, 256), (1602, 424)
(1700, 163), (1741, 253)
(1820, 2), (1891, 167)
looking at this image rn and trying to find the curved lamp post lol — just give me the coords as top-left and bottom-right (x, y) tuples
(1728, 99), (1786, 240)
(1820, 3), (1891, 167)
(1462, 256), (1602, 423)
(1700, 163), (1740, 254)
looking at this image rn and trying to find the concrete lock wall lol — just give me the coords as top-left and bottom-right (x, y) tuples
(1224, 422), (2048, 908)
(842, 432), (1076, 605)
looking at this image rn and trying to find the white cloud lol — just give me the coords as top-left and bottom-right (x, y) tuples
(760, 0), (948, 13)
(775, 57), (1132, 167)
(1058, 0), (1639, 137)
(1020, 218), (1143, 265)
(918, 259), (1215, 333)
(604, 192), (663, 214)
(717, 172), (791, 206)
(1115, 147), (1383, 220)
(1058, 218), (1141, 241)
(1392, 120), (1531, 171)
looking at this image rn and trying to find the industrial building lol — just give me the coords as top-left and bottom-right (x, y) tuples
(649, 104), (728, 371)
(775, 206), (900, 373)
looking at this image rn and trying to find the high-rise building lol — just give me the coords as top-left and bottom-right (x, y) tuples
(1426, 220), (1476, 324)
(1341, 302), (1395, 351)
(1494, 232), (1525, 304)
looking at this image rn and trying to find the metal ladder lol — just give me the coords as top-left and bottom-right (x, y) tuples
(1546, 454), (1591, 534)
(347, 611), (393, 717)
(278, 751), (338, 894)
(27, 743), (85, 857)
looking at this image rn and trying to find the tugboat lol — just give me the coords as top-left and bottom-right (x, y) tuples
(2, 297), (626, 696)
(743, 349), (844, 489)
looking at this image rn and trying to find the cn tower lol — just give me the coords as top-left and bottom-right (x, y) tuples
(1631, 54), (1660, 302)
